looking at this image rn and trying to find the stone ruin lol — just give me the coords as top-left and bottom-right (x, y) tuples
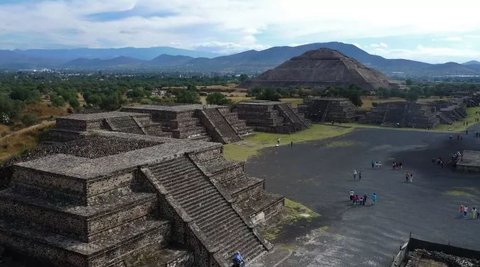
(298, 97), (357, 123)
(48, 104), (252, 145)
(241, 48), (399, 90)
(426, 99), (467, 125)
(234, 100), (310, 133)
(360, 96), (475, 128)
(456, 150), (480, 173)
(392, 237), (480, 267)
(361, 101), (440, 128)
(0, 117), (284, 266)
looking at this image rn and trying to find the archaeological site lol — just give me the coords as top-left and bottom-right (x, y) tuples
(0, 105), (285, 267)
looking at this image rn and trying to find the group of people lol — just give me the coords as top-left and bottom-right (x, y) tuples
(349, 190), (377, 206)
(371, 160), (382, 168)
(392, 161), (403, 170)
(459, 205), (480, 220)
(449, 134), (463, 141)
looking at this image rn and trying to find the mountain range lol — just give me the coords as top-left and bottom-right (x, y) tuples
(1, 42), (480, 77)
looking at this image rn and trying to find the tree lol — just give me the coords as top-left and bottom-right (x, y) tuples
(256, 88), (281, 101)
(239, 74), (249, 83)
(50, 94), (65, 107)
(206, 92), (230, 105)
(175, 89), (200, 104)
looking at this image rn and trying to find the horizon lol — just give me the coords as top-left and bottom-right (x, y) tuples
(1, 0), (480, 64)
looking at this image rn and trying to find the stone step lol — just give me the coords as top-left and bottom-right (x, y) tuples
(0, 189), (157, 243)
(146, 156), (267, 266)
(0, 217), (170, 267)
(122, 246), (193, 267)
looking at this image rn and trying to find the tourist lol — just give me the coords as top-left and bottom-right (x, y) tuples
(353, 169), (358, 180)
(358, 195), (364, 205)
(371, 193), (377, 205)
(392, 161), (396, 169)
(472, 207), (477, 220)
(460, 204), (465, 215)
(362, 194), (368, 206)
(349, 190), (354, 201)
(276, 138), (280, 146)
(358, 171), (362, 181)
(290, 141), (293, 147)
(232, 251), (245, 267)
(405, 172), (410, 183)
(464, 206), (469, 217)
(353, 194), (359, 205)
(409, 173), (414, 183)
(371, 160), (375, 169)
(399, 162), (403, 169)
(449, 135), (453, 141)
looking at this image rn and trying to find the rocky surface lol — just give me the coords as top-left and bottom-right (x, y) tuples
(406, 249), (480, 267)
(242, 48), (398, 90)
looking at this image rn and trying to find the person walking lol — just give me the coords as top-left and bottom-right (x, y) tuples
(358, 171), (362, 181)
(349, 190), (354, 201)
(472, 207), (477, 220)
(371, 193), (377, 205)
(371, 160), (375, 169)
(362, 194), (368, 206)
(353, 169), (357, 180)
(276, 138), (280, 147)
(409, 173), (414, 183)
(464, 206), (469, 217)
(405, 172), (410, 183)
(460, 204), (465, 215)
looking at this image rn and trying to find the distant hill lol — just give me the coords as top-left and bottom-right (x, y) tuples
(1, 42), (480, 77)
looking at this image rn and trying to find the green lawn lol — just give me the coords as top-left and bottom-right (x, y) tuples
(223, 124), (353, 162)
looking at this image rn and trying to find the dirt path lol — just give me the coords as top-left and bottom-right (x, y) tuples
(0, 120), (54, 142)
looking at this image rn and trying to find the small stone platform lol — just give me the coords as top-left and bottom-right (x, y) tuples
(234, 101), (310, 133)
(298, 97), (357, 122)
(121, 104), (252, 144)
(361, 101), (439, 128)
(456, 150), (480, 172)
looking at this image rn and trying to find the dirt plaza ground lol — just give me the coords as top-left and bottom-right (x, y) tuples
(248, 126), (480, 266)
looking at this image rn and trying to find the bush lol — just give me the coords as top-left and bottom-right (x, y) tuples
(206, 92), (230, 105)
(21, 114), (38, 126)
(175, 89), (200, 104)
(255, 88), (281, 101)
(50, 95), (65, 107)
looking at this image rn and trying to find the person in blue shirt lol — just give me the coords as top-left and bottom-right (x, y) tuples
(371, 193), (377, 205)
(233, 251), (245, 267)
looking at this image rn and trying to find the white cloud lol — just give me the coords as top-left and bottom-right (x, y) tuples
(0, 0), (480, 62)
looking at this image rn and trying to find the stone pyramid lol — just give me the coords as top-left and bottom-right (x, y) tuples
(242, 48), (398, 89)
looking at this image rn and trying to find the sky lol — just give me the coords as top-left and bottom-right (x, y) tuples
(1, 0), (480, 63)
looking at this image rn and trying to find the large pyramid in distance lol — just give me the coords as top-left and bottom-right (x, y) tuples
(242, 48), (398, 89)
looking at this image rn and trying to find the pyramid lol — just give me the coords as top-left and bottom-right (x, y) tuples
(242, 48), (398, 90)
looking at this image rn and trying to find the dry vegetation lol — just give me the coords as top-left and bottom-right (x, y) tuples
(0, 121), (54, 163)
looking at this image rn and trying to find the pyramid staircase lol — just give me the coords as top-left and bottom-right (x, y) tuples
(142, 156), (270, 266)
(200, 108), (242, 144)
(105, 116), (145, 135)
(276, 103), (309, 130)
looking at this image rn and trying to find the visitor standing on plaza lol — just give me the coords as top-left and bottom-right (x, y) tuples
(460, 205), (465, 215)
(349, 190), (354, 201)
(362, 194), (368, 205)
(358, 171), (362, 181)
(276, 138), (280, 147)
(472, 207), (477, 220)
(371, 193), (377, 205)
(464, 206), (469, 217)
(353, 169), (358, 180)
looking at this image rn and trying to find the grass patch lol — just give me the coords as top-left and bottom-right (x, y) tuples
(445, 187), (479, 198)
(0, 121), (54, 163)
(223, 124), (353, 161)
(261, 198), (320, 241)
(434, 106), (480, 132)
(446, 190), (474, 197)
(325, 140), (357, 148)
(280, 98), (303, 107)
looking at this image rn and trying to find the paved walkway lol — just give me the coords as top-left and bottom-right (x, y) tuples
(247, 127), (480, 266)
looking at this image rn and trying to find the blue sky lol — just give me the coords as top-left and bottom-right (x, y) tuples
(0, 0), (479, 63)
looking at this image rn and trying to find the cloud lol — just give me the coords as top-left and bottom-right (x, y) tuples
(0, 0), (480, 62)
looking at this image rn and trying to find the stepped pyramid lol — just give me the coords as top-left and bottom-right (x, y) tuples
(242, 48), (398, 90)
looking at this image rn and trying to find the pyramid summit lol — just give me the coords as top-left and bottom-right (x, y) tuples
(242, 48), (399, 90)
